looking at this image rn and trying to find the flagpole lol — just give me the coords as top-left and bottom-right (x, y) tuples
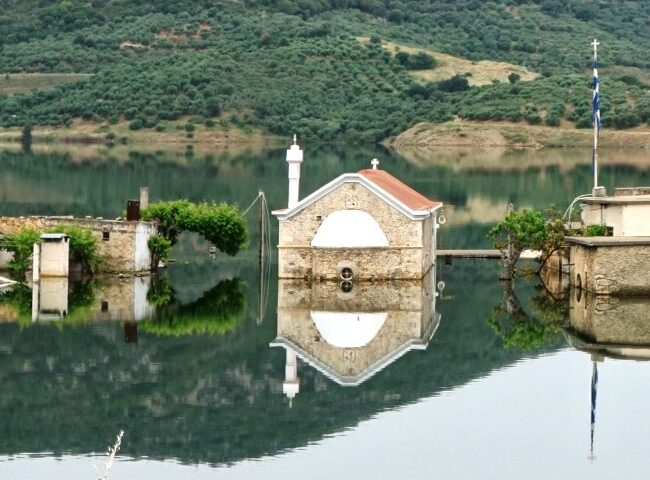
(590, 360), (598, 458)
(591, 38), (601, 192)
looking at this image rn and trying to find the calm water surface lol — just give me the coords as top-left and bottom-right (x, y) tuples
(1, 145), (650, 479)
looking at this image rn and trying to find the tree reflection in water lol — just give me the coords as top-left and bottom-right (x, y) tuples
(141, 274), (246, 336)
(488, 280), (568, 351)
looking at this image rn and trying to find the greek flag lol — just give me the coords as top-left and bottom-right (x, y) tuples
(590, 361), (598, 454)
(591, 40), (601, 184)
(592, 65), (601, 136)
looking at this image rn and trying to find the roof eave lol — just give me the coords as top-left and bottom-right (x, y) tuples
(272, 173), (440, 221)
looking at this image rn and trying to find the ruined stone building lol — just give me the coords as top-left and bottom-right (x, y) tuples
(0, 216), (156, 273)
(272, 140), (443, 280)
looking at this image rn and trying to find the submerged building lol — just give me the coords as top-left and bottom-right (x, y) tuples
(272, 139), (443, 280)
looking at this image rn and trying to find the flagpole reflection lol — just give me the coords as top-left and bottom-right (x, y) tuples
(590, 359), (598, 461)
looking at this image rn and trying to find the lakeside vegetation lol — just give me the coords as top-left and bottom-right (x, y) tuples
(0, 1), (648, 142)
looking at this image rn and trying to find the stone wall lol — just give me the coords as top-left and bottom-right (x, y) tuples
(421, 213), (434, 274)
(0, 216), (156, 273)
(539, 247), (570, 297)
(278, 273), (433, 312)
(570, 242), (650, 295)
(278, 181), (432, 279)
(312, 247), (423, 280)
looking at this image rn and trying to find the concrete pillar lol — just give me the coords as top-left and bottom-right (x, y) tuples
(139, 186), (149, 210)
(37, 234), (69, 277)
(38, 277), (69, 320)
(32, 242), (40, 283)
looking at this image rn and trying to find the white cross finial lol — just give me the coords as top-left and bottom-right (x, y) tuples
(371, 158), (379, 170)
(293, 134), (297, 145)
(591, 38), (599, 57)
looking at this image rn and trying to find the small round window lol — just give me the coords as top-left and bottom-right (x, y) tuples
(340, 267), (354, 280)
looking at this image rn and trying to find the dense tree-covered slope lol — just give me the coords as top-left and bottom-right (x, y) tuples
(0, 0), (648, 141)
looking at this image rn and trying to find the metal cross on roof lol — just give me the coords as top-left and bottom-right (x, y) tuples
(371, 158), (379, 170)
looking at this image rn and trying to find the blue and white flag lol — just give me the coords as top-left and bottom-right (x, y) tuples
(591, 39), (602, 185)
(592, 65), (601, 136)
(590, 361), (598, 454)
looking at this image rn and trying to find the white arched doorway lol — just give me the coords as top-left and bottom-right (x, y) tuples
(311, 210), (388, 248)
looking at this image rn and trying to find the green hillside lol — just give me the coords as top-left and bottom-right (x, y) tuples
(0, 0), (649, 141)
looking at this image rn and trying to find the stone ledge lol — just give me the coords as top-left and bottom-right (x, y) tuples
(580, 195), (650, 205)
(566, 236), (650, 247)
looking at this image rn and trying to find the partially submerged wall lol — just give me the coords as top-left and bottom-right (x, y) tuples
(568, 237), (650, 295)
(0, 216), (157, 273)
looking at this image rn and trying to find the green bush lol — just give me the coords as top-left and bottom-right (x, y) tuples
(508, 73), (521, 84)
(148, 234), (173, 270)
(1, 229), (41, 278)
(129, 118), (145, 130)
(142, 200), (248, 256)
(47, 226), (104, 273)
(141, 278), (245, 336)
(1, 226), (102, 278)
(583, 224), (608, 236)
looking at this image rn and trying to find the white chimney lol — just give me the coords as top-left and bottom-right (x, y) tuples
(286, 135), (303, 209)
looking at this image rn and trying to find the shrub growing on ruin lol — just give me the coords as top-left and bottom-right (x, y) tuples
(142, 200), (248, 256)
(47, 226), (104, 274)
(1, 229), (41, 278)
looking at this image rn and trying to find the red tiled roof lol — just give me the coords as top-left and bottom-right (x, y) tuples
(358, 169), (441, 211)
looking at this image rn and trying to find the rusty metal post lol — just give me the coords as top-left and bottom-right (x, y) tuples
(127, 200), (141, 221)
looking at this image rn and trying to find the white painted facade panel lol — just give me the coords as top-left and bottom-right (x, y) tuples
(311, 210), (389, 248)
(134, 222), (155, 272)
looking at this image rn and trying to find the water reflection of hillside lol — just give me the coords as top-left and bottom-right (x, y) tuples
(3, 147), (650, 235)
(0, 260), (561, 466)
(395, 146), (650, 172)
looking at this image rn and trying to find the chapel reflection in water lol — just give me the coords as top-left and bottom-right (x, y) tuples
(271, 269), (441, 403)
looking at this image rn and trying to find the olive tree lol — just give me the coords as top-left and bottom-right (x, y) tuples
(487, 209), (546, 280)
